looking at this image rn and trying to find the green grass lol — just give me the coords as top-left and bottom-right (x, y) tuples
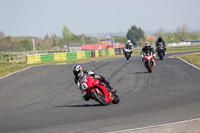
(173, 52), (200, 68)
(0, 62), (46, 77)
(166, 45), (200, 53)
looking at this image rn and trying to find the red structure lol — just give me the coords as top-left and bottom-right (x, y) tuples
(82, 43), (124, 50)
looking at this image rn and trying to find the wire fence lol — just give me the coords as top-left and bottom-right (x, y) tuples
(0, 52), (26, 63)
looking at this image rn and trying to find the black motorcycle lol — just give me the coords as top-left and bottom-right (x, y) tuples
(156, 42), (166, 60)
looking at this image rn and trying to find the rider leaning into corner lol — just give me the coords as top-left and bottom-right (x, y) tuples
(73, 65), (117, 101)
(124, 40), (133, 55)
(140, 42), (156, 66)
(155, 36), (167, 52)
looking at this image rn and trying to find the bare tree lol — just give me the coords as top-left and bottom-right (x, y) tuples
(155, 28), (165, 38)
(176, 24), (189, 42)
(0, 31), (5, 38)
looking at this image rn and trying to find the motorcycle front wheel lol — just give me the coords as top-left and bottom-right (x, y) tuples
(125, 53), (130, 60)
(112, 94), (120, 104)
(92, 90), (107, 106)
(146, 61), (152, 73)
(159, 52), (163, 60)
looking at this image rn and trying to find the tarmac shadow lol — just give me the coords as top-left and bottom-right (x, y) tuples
(132, 72), (148, 74)
(54, 104), (102, 108)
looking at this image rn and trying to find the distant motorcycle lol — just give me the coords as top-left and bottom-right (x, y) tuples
(142, 50), (155, 73)
(157, 42), (166, 60)
(79, 73), (120, 106)
(124, 48), (132, 60)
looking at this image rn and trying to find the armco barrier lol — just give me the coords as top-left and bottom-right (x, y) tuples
(102, 49), (115, 56)
(95, 50), (100, 57)
(41, 54), (54, 62)
(67, 52), (77, 60)
(54, 53), (67, 61)
(85, 50), (90, 58)
(26, 49), (116, 64)
(76, 51), (86, 59)
(27, 55), (41, 64)
(108, 49), (115, 56)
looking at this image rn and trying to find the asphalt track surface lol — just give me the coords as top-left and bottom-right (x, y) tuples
(0, 52), (200, 133)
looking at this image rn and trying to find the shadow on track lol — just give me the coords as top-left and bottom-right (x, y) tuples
(54, 104), (102, 108)
(132, 72), (148, 74)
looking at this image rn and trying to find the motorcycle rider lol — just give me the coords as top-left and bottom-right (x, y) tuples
(73, 65), (117, 101)
(124, 40), (133, 56)
(140, 42), (156, 66)
(155, 36), (166, 52)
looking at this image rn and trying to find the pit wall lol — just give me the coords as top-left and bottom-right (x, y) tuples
(26, 49), (115, 64)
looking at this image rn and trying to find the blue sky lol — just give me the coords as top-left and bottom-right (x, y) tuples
(0, 0), (199, 38)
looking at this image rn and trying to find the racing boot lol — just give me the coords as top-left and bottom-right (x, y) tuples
(82, 91), (91, 101)
(153, 61), (156, 66)
(83, 94), (91, 101)
(107, 82), (117, 95)
(100, 76), (117, 94)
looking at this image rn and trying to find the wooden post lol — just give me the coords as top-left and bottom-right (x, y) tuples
(17, 52), (19, 63)
(1, 53), (3, 63)
(8, 53), (10, 63)
(12, 52), (14, 63)
(121, 48), (123, 55)
(21, 52), (23, 63)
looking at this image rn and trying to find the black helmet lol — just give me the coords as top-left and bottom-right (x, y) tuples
(158, 36), (162, 40)
(73, 65), (83, 77)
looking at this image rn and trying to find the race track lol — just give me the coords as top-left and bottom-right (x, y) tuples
(0, 52), (200, 133)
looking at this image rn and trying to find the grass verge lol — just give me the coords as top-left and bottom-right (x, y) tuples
(172, 52), (200, 68)
(0, 62), (50, 78)
(166, 45), (200, 53)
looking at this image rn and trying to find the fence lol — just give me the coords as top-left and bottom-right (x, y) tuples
(166, 41), (200, 47)
(0, 52), (26, 63)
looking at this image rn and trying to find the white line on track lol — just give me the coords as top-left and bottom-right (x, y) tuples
(0, 67), (32, 80)
(109, 117), (200, 133)
(177, 57), (200, 70)
(168, 56), (174, 58)
(0, 64), (47, 80)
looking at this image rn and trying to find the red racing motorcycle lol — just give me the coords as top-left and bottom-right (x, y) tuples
(142, 50), (155, 73)
(79, 73), (120, 106)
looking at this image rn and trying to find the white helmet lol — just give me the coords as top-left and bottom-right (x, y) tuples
(145, 42), (150, 46)
(127, 40), (131, 43)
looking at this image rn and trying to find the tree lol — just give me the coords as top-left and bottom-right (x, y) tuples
(0, 31), (5, 38)
(175, 24), (189, 42)
(53, 38), (57, 47)
(137, 38), (146, 47)
(155, 28), (165, 38)
(113, 36), (128, 44)
(62, 26), (73, 41)
(163, 33), (175, 43)
(44, 34), (49, 40)
(20, 39), (32, 51)
(126, 25), (145, 47)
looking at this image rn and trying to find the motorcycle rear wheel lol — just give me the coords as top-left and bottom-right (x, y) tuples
(92, 90), (107, 106)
